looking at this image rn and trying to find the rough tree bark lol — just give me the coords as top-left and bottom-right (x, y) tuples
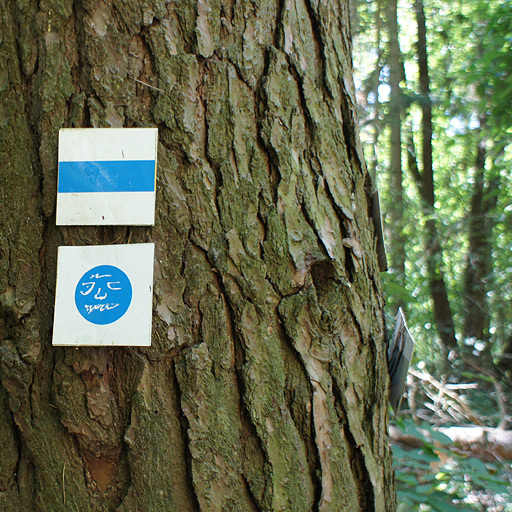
(0, 0), (394, 510)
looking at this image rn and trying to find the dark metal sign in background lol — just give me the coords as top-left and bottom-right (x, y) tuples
(388, 308), (415, 414)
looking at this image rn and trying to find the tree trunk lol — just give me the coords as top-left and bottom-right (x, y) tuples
(384, 0), (406, 310)
(462, 116), (501, 357)
(0, 1), (394, 511)
(414, 0), (457, 353)
(463, 136), (491, 345)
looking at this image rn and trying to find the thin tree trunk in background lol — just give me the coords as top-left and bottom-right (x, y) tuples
(360, 0), (383, 187)
(385, 0), (406, 310)
(463, 136), (491, 344)
(0, 1), (394, 510)
(462, 131), (503, 390)
(462, 42), (498, 351)
(414, 0), (457, 352)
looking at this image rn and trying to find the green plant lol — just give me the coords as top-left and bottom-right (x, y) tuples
(393, 417), (512, 511)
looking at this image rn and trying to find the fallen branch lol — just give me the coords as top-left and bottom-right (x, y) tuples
(390, 424), (512, 462)
(408, 368), (483, 425)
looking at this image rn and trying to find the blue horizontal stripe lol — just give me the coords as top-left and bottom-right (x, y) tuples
(58, 160), (155, 193)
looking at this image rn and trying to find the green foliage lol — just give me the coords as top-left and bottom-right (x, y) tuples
(354, 0), (512, 365)
(354, 0), (512, 507)
(393, 418), (512, 511)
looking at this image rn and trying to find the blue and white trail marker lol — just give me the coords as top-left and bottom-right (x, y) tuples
(56, 128), (158, 225)
(52, 243), (154, 346)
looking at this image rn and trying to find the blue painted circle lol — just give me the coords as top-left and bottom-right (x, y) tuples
(75, 265), (132, 325)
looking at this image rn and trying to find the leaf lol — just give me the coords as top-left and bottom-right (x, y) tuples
(384, 281), (415, 304)
(473, 474), (510, 493)
(396, 473), (419, 485)
(408, 448), (439, 463)
(464, 457), (488, 473)
(428, 429), (452, 445)
(426, 495), (468, 512)
(415, 483), (436, 494)
(397, 490), (424, 503)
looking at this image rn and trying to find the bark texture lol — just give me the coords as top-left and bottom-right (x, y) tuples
(0, 0), (394, 510)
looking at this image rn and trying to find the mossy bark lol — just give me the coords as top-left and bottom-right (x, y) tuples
(0, 0), (395, 510)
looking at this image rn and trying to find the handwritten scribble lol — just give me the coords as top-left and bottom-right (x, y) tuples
(75, 265), (132, 325)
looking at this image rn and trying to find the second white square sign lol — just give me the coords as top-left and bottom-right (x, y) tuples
(52, 243), (154, 346)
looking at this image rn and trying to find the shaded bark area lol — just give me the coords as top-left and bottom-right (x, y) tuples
(0, 0), (394, 510)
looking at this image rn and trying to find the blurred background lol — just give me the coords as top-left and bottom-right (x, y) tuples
(351, 0), (512, 509)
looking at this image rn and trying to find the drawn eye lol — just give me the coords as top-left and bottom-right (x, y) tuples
(80, 282), (95, 295)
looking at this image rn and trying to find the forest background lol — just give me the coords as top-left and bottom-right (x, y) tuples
(352, 0), (512, 509)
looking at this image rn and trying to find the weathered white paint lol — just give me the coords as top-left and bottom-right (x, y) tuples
(56, 128), (158, 225)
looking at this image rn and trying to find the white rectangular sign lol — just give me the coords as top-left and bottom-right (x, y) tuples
(56, 128), (158, 226)
(52, 243), (154, 346)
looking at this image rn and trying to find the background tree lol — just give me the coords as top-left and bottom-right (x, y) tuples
(353, 0), (512, 507)
(354, 0), (512, 375)
(411, 0), (457, 355)
(0, 0), (394, 510)
(384, 0), (407, 311)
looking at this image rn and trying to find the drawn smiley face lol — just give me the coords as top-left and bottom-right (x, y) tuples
(75, 265), (132, 325)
